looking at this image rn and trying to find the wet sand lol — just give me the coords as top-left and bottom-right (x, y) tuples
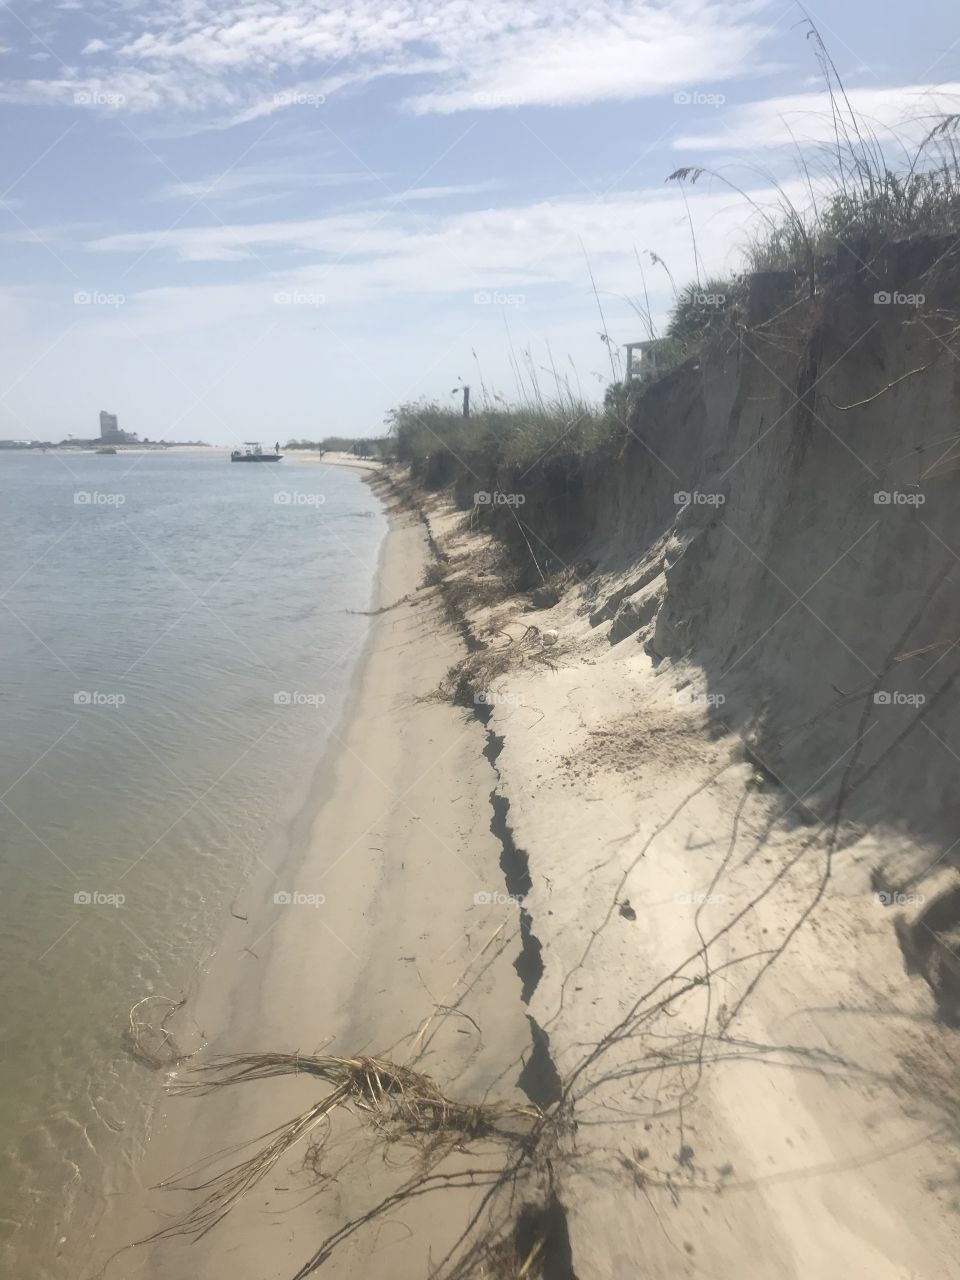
(93, 466), (532, 1279)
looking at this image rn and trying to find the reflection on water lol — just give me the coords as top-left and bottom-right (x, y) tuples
(0, 451), (385, 1278)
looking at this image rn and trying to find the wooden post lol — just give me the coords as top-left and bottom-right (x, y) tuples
(462, 385), (470, 417)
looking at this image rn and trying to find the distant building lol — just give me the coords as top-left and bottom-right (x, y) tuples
(623, 340), (663, 384)
(99, 410), (137, 444)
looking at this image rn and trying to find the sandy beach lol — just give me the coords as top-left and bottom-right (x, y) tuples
(92, 448), (960, 1280)
(407, 483), (960, 1280)
(11, 15), (960, 1278)
(94, 460), (534, 1279)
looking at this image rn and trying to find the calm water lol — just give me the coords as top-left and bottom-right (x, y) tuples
(0, 451), (386, 1278)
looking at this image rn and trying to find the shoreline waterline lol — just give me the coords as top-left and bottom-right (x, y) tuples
(0, 453), (389, 1279)
(93, 469), (533, 1280)
(86, 461), (400, 1271)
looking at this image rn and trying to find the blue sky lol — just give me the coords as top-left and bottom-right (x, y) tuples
(1, 0), (958, 444)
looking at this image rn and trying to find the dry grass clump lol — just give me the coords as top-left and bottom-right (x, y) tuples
(124, 996), (194, 1071)
(424, 537), (523, 614)
(146, 1052), (543, 1247)
(171, 1052), (540, 1142)
(422, 556), (514, 613)
(440, 627), (568, 708)
(446, 569), (517, 617)
(422, 560), (449, 588)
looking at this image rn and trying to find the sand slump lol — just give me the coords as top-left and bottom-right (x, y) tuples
(482, 731), (561, 1110)
(398, 493), (569, 1113)
(483, 731), (544, 1004)
(414, 504), (573, 1259)
(371, 472), (557, 1073)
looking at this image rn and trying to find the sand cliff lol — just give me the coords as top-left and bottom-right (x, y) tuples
(393, 246), (960, 1275)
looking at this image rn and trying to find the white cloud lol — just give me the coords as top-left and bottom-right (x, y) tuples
(90, 210), (401, 261)
(149, 163), (383, 203)
(0, 69), (239, 112)
(674, 83), (960, 154)
(405, 4), (770, 114)
(217, 61), (445, 129)
(385, 181), (502, 203)
(85, 180), (795, 314)
(0, 0), (772, 119)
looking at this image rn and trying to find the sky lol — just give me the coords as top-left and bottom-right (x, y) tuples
(0, 0), (958, 444)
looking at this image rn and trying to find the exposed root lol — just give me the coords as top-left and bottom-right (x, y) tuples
(141, 1052), (546, 1261)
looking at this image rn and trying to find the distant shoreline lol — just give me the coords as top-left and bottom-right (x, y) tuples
(0, 443), (214, 453)
(0, 445), (386, 461)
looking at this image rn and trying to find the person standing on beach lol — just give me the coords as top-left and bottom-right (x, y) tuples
(275, 440), (280, 454)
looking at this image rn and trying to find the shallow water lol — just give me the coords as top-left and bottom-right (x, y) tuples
(0, 451), (385, 1278)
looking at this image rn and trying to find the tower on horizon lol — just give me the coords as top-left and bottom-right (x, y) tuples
(98, 411), (137, 444)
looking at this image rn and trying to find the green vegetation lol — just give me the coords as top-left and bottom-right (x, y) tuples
(665, 278), (738, 343)
(389, 22), (960, 490)
(284, 436), (390, 455)
(387, 399), (618, 484)
(320, 435), (388, 454)
(671, 143), (960, 294)
(750, 159), (960, 269)
(670, 24), (960, 293)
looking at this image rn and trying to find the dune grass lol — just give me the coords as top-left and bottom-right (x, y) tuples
(670, 23), (960, 293)
(388, 19), (960, 491)
(387, 399), (619, 484)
